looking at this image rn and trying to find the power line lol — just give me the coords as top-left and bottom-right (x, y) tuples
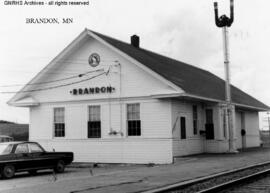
(0, 69), (104, 88)
(7, 57), (117, 63)
(0, 70), (100, 76)
(1, 59), (118, 67)
(0, 60), (117, 76)
(0, 71), (107, 94)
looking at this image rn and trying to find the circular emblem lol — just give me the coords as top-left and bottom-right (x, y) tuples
(88, 53), (100, 67)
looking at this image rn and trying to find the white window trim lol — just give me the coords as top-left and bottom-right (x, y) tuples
(53, 107), (66, 138)
(87, 105), (102, 139)
(126, 103), (142, 137)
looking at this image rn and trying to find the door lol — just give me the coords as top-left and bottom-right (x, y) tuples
(28, 142), (53, 169)
(14, 143), (32, 171)
(240, 112), (246, 148)
(180, 117), (186, 139)
(205, 109), (214, 139)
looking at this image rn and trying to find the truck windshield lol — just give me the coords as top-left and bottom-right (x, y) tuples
(0, 144), (13, 155)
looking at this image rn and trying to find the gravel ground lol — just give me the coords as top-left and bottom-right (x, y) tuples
(169, 164), (270, 193)
(219, 174), (270, 193)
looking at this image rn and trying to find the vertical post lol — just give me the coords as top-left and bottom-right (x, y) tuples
(222, 27), (231, 105)
(214, 0), (237, 153)
(222, 26), (235, 152)
(118, 62), (123, 136)
(267, 112), (270, 136)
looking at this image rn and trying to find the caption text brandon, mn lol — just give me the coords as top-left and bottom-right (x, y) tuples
(3, 1), (90, 24)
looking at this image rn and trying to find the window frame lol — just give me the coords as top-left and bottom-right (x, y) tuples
(126, 103), (141, 137)
(28, 143), (44, 153)
(53, 107), (65, 138)
(15, 143), (29, 154)
(88, 105), (101, 138)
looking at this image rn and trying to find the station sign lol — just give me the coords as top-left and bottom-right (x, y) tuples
(70, 86), (115, 95)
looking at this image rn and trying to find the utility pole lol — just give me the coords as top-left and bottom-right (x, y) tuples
(214, 0), (237, 152)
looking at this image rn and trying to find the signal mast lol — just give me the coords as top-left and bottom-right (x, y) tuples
(214, 0), (237, 152)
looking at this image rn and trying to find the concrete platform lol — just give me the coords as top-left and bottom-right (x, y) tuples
(1, 147), (270, 193)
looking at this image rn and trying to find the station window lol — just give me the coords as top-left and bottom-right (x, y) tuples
(127, 103), (141, 136)
(193, 105), (198, 135)
(54, 107), (65, 137)
(88, 106), (101, 138)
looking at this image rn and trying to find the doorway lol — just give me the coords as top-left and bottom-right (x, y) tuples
(240, 112), (246, 148)
(205, 109), (214, 139)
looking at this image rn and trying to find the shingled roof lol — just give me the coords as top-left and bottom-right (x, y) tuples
(90, 30), (269, 110)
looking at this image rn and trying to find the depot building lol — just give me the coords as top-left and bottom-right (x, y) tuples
(9, 29), (269, 164)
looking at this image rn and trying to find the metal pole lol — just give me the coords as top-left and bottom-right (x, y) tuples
(222, 27), (231, 105)
(222, 26), (234, 152)
(267, 112), (270, 136)
(214, 0), (237, 153)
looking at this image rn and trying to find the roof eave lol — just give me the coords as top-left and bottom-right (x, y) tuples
(233, 103), (270, 112)
(180, 93), (269, 111)
(7, 101), (40, 107)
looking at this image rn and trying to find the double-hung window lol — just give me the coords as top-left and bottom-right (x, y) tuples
(127, 103), (141, 136)
(54, 107), (65, 137)
(88, 106), (101, 138)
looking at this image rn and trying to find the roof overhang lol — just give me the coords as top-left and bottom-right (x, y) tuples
(8, 96), (39, 107)
(152, 92), (270, 111)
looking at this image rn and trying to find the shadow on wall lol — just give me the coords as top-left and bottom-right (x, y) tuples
(0, 121), (29, 141)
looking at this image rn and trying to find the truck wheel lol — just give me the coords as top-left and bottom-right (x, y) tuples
(54, 160), (65, 173)
(1, 165), (15, 179)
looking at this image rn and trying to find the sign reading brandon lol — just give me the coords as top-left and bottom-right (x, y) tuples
(70, 86), (115, 95)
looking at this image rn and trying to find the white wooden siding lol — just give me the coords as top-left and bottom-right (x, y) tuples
(235, 110), (260, 148)
(171, 99), (205, 156)
(37, 138), (172, 164)
(29, 99), (173, 163)
(204, 140), (229, 153)
(30, 37), (178, 103)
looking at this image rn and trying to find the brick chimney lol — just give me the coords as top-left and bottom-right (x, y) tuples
(131, 35), (140, 48)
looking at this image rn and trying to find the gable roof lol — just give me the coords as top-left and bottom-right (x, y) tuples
(89, 29), (269, 110)
(8, 29), (269, 111)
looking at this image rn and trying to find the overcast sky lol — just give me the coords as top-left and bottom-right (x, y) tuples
(0, 0), (269, 128)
